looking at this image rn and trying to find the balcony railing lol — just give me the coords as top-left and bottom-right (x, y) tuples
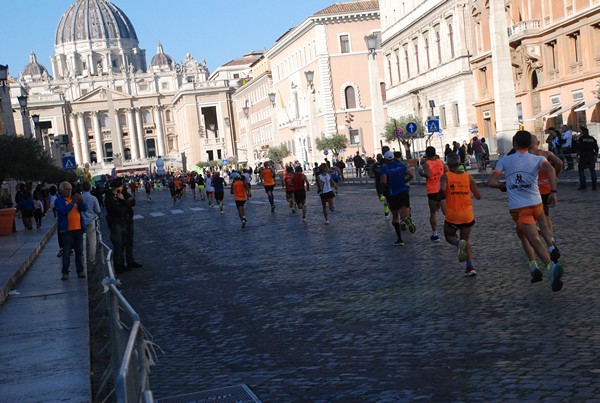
(507, 20), (541, 41)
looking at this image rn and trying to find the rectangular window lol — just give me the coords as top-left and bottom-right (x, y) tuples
(81, 89), (88, 95)
(440, 106), (447, 129)
(349, 128), (362, 145)
(340, 35), (350, 54)
(161, 82), (170, 90)
(546, 40), (558, 71)
(116, 86), (123, 92)
(568, 31), (581, 64)
(139, 83), (149, 91)
(452, 102), (460, 127)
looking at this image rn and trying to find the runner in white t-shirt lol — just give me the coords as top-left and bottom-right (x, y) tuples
(487, 130), (564, 292)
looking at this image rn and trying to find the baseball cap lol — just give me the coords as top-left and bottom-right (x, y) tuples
(230, 172), (241, 179)
(383, 151), (394, 160)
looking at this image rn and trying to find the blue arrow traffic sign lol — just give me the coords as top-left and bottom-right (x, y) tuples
(62, 156), (76, 171)
(406, 122), (417, 134)
(427, 119), (440, 133)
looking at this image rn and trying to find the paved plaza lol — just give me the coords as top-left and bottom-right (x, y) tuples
(106, 182), (600, 401)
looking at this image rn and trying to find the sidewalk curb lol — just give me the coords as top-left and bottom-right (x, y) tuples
(0, 223), (56, 305)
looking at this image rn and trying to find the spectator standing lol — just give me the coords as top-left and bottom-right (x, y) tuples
(55, 181), (87, 280)
(561, 125), (575, 170)
(576, 126), (598, 190)
(82, 182), (102, 266)
(353, 151), (366, 178)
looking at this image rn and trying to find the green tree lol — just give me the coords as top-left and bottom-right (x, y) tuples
(315, 134), (348, 159)
(267, 144), (290, 166)
(383, 116), (427, 160)
(0, 135), (76, 207)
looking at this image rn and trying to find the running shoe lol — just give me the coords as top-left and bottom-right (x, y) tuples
(457, 240), (467, 262)
(61, 273), (69, 281)
(384, 211), (390, 219)
(404, 216), (416, 233)
(292, 208), (296, 213)
(400, 222), (407, 231)
(220, 209), (224, 215)
(271, 205), (276, 213)
(394, 239), (405, 246)
(430, 234), (440, 242)
(549, 262), (564, 292)
(379, 195), (386, 202)
(550, 247), (560, 263)
(302, 218), (307, 223)
(530, 267), (543, 283)
(324, 219), (330, 225)
(57, 249), (63, 257)
(242, 219), (247, 228)
(464, 266), (477, 276)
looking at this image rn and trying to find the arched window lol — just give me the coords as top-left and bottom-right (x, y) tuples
(124, 148), (131, 160)
(165, 110), (172, 123)
(85, 117), (92, 130)
(531, 70), (539, 90)
(448, 24), (455, 59)
(414, 41), (420, 73)
(119, 114), (127, 126)
(143, 110), (151, 124)
(101, 114), (110, 128)
(424, 37), (431, 70)
(380, 82), (386, 103)
(345, 86), (357, 109)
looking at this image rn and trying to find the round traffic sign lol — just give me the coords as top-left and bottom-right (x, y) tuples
(406, 122), (417, 134)
(324, 150), (329, 156)
(395, 128), (404, 138)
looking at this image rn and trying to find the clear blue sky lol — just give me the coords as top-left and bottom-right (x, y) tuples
(2, 0), (338, 78)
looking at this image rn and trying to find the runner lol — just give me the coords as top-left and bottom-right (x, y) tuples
(212, 171), (226, 215)
(316, 163), (336, 225)
(189, 175), (197, 200)
(421, 146), (447, 241)
(487, 130), (563, 292)
(439, 154), (481, 276)
(372, 152), (390, 219)
(293, 166), (310, 223)
(197, 173), (206, 201)
(529, 135), (562, 262)
(283, 166), (297, 213)
(380, 151), (416, 246)
(230, 172), (251, 228)
(144, 180), (152, 201)
(205, 172), (215, 207)
(261, 162), (277, 212)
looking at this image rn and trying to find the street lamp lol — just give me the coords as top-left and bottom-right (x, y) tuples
(224, 117), (230, 126)
(364, 33), (378, 58)
(31, 114), (40, 141)
(242, 106), (249, 117)
(304, 70), (314, 87)
(268, 92), (276, 107)
(17, 94), (34, 138)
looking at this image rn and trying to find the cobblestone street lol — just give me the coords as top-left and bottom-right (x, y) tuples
(109, 183), (600, 401)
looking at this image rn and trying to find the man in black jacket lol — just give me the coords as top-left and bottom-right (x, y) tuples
(105, 178), (135, 273)
(576, 126), (598, 190)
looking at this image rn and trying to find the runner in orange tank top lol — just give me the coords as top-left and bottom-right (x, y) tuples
(230, 172), (251, 228)
(261, 162), (277, 212)
(421, 146), (447, 241)
(439, 154), (481, 276)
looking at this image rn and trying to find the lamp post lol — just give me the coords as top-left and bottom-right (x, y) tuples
(0, 64), (12, 136)
(17, 94), (34, 139)
(304, 70), (318, 165)
(31, 114), (40, 142)
(268, 92), (276, 107)
(364, 33), (386, 157)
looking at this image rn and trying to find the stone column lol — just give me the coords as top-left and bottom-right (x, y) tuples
(489, 0), (519, 155)
(92, 112), (104, 164)
(153, 106), (166, 157)
(69, 114), (82, 164)
(135, 108), (146, 158)
(126, 108), (139, 159)
(111, 110), (124, 158)
(76, 113), (90, 164)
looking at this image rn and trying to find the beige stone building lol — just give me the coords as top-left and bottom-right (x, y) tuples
(471, 0), (600, 146)
(7, 0), (236, 175)
(259, 0), (386, 166)
(380, 0), (478, 154)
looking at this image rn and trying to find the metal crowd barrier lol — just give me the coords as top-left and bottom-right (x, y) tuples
(91, 223), (158, 403)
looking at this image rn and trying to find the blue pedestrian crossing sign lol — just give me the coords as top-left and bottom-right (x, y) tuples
(62, 156), (76, 171)
(406, 122), (417, 134)
(427, 119), (440, 133)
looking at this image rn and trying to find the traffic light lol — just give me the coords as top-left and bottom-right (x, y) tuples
(345, 113), (354, 129)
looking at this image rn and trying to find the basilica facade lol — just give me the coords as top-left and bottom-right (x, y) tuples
(8, 0), (240, 175)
